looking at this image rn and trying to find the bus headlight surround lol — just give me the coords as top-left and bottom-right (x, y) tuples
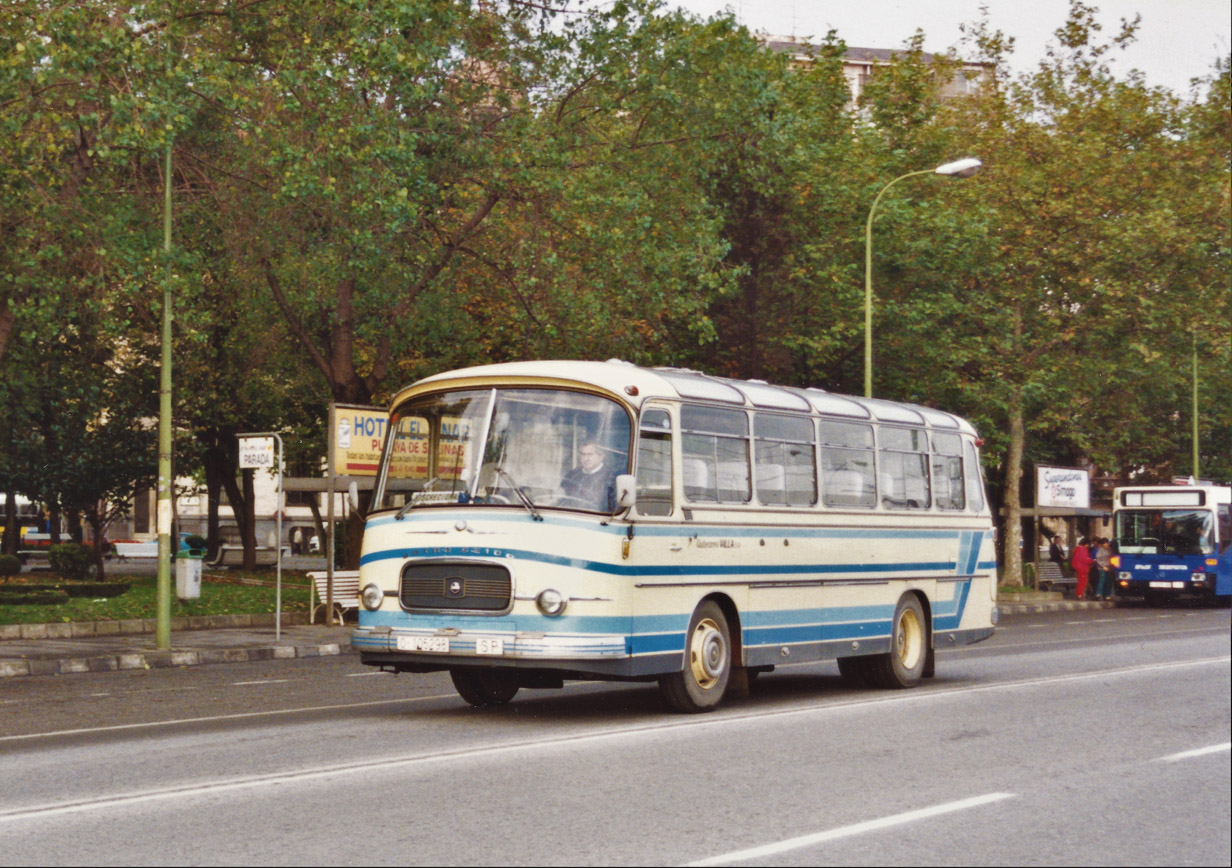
(536, 589), (569, 617)
(361, 583), (385, 611)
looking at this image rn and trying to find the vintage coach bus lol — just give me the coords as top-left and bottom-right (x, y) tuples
(351, 360), (998, 712)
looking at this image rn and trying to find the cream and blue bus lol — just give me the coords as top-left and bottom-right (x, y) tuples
(352, 360), (998, 712)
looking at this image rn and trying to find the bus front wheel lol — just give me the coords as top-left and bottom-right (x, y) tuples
(837, 655), (874, 686)
(659, 601), (732, 713)
(869, 595), (928, 689)
(450, 669), (520, 708)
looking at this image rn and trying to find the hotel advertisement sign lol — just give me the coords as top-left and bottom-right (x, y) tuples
(330, 404), (389, 477)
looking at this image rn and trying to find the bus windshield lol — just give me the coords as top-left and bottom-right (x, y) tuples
(1115, 509), (1215, 555)
(374, 388), (631, 515)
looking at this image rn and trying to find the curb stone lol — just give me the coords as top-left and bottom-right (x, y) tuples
(997, 600), (1117, 615)
(0, 612), (312, 642)
(0, 641), (349, 679)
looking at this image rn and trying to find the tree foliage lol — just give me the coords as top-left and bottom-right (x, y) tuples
(0, 0), (1226, 571)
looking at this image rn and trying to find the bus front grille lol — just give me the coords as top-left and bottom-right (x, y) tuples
(399, 562), (512, 612)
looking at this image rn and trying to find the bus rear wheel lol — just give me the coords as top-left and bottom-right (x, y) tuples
(868, 595), (928, 689)
(450, 669), (520, 708)
(659, 601), (732, 713)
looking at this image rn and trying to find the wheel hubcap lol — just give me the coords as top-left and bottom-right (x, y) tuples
(689, 617), (727, 690)
(895, 608), (923, 670)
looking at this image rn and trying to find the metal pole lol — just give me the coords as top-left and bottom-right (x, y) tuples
(275, 433), (283, 643)
(863, 159), (980, 400)
(864, 169), (931, 399)
(327, 473), (335, 624)
(156, 141), (174, 650)
(1192, 333), (1200, 481)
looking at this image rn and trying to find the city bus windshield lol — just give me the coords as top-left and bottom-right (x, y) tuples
(1115, 509), (1215, 555)
(374, 388), (631, 515)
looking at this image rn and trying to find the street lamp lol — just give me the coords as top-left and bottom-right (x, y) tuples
(864, 157), (982, 398)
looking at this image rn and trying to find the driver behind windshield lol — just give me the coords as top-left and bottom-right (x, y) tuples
(561, 440), (618, 511)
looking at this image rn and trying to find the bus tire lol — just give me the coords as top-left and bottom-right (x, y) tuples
(659, 601), (731, 713)
(869, 594), (928, 689)
(450, 669), (520, 708)
(837, 655), (874, 687)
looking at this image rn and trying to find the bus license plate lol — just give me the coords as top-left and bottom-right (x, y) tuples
(397, 636), (450, 653)
(476, 638), (504, 656)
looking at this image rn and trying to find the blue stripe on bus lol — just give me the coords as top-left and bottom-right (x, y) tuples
(361, 579), (974, 657)
(360, 545), (956, 578)
(366, 512), (970, 541)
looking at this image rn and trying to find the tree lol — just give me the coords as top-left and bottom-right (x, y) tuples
(918, 1), (1229, 581)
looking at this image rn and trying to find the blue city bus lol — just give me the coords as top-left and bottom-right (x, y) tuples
(1112, 485), (1232, 604)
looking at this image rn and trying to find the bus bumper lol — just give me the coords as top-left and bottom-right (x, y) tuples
(350, 625), (672, 678)
(1115, 574), (1220, 598)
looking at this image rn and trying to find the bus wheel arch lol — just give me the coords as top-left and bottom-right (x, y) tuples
(659, 596), (737, 713)
(871, 591), (930, 689)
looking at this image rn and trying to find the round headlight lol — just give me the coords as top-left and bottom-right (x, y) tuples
(361, 583), (385, 611)
(535, 589), (568, 617)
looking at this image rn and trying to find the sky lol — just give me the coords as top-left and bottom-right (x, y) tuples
(660, 0), (1231, 96)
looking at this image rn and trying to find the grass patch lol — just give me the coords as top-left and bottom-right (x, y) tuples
(0, 571), (312, 626)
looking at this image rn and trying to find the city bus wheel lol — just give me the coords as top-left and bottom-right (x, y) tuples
(659, 601), (731, 713)
(869, 595), (928, 689)
(450, 669), (520, 708)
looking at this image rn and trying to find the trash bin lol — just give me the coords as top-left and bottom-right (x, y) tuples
(176, 552), (203, 600)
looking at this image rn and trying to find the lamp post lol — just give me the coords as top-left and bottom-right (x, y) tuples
(864, 157), (981, 398)
(156, 141), (174, 650)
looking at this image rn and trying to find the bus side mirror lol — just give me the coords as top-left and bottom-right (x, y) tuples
(614, 475), (636, 510)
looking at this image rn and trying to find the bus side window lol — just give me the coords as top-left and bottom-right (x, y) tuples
(635, 408), (674, 517)
(879, 427), (931, 510)
(754, 413), (816, 506)
(931, 432), (965, 511)
(1219, 505), (1230, 554)
(963, 441), (986, 513)
(681, 405), (750, 504)
(819, 420), (876, 508)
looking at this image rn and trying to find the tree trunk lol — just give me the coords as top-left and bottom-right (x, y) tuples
(3, 490), (16, 557)
(240, 468), (257, 570)
(1002, 400), (1026, 589)
(217, 462), (253, 567)
(85, 510), (107, 579)
(202, 438), (229, 560)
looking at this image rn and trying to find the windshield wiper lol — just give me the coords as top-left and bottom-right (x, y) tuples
(497, 468), (543, 522)
(395, 476), (448, 520)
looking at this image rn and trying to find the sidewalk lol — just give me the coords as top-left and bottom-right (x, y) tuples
(995, 591), (1118, 616)
(0, 619), (354, 679)
(0, 593), (1117, 680)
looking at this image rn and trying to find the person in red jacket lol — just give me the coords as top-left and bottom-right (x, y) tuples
(1071, 537), (1093, 600)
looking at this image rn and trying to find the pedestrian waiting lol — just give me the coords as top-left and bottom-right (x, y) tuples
(1091, 537), (1114, 601)
(1071, 537), (1092, 600)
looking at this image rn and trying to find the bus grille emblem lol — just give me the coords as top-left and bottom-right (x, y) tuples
(445, 578), (465, 597)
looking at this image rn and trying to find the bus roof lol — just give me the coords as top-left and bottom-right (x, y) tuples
(1114, 484), (1232, 506)
(398, 360), (980, 437)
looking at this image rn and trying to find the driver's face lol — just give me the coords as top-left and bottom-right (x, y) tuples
(579, 445), (602, 472)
